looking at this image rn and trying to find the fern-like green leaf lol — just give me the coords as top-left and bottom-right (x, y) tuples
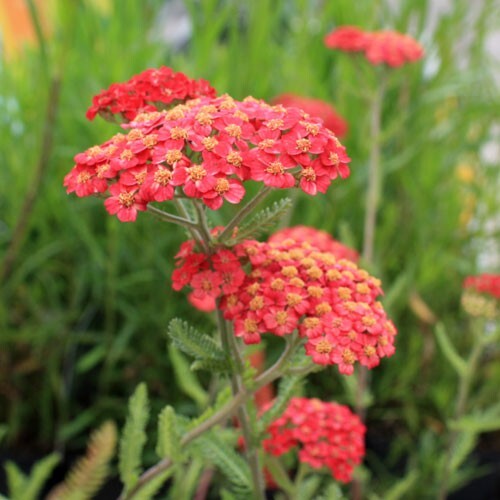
(228, 198), (292, 243)
(4, 461), (27, 499)
(259, 374), (302, 430)
(191, 357), (231, 373)
(156, 406), (181, 461)
(22, 453), (60, 500)
(119, 383), (150, 493)
(168, 345), (208, 408)
(168, 318), (226, 362)
(190, 431), (252, 494)
(47, 420), (117, 500)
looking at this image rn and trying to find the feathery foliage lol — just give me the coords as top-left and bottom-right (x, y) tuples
(259, 374), (303, 430)
(190, 430), (252, 496)
(47, 421), (116, 500)
(156, 405), (182, 461)
(227, 198), (293, 243)
(119, 383), (150, 494)
(167, 318), (227, 363)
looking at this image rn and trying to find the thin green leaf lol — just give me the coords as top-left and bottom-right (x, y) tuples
(435, 323), (467, 376)
(156, 406), (181, 462)
(0, 425), (7, 445)
(23, 453), (61, 500)
(450, 432), (477, 471)
(5, 461), (27, 499)
(450, 415), (500, 433)
(168, 345), (208, 408)
(316, 482), (346, 500)
(119, 384), (149, 494)
(383, 470), (419, 500)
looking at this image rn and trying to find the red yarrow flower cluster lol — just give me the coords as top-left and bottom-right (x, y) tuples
(463, 274), (500, 299)
(263, 398), (365, 483)
(269, 226), (359, 263)
(86, 66), (217, 122)
(272, 94), (348, 138)
(65, 95), (351, 222)
(173, 234), (396, 375)
(325, 26), (424, 68)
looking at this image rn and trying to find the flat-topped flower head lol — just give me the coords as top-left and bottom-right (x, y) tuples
(325, 26), (424, 68)
(269, 226), (359, 262)
(272, 94), (348, 138)
(66, 95), (351, 222)
(173, 230), (396, 374)
(262, 398), (365, 483)
(86, 66), (217, 122)
(461, 274), (500, 319)
(324, 25), (370, 52)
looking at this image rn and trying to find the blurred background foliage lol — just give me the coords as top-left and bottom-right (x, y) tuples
(1, 0), (499, 496)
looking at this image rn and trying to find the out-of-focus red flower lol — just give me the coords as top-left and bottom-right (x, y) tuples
(463, 274), (500, 299)
(86, 66), (217, 122)
(262, 397), (365, 483)
(272, 94), (348, 138)
(364, 31), (424, 67)
(461, 274), (500, 318)
(324, 26), (424, 68)
(324, 26), (369, 52)
(269, 226), (359, 262)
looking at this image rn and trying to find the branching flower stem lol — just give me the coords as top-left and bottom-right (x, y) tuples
(353, 72), (386, 500)
(119, 331), (299, 500)
(218, 186), (272, 242)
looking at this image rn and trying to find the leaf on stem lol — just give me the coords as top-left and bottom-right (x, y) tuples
(168, 318), (227, 363)
(227, 198), (293, 243)
(259, 374), (303, 431)
(434, 323), (467, 376)
(119, 384), (149, 494)
(48, 421), (117, 500)
(156, 406), (182, 462)
(168, 345), (209, 408)
(189, 430), (252, 496)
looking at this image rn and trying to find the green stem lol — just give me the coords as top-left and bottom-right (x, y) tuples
(216, 307), (266, 499)
(438, 337), (484, 499)
(353, 73), (386, 500)
(362, 80), (385, 267)
(119, 339), (294, 500)
(172, 198), (207, 252)
(218, 186), (272, 242)
(147, 204), (199, 229)
(193, 200), (213, 246)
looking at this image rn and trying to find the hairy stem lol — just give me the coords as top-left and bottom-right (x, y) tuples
(147, 204), (199, 229)
(353, 75), (386, 500)
(218, 186), (272, 242)
(216, 308), (266, 499)
(119, 341), (295, 500)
